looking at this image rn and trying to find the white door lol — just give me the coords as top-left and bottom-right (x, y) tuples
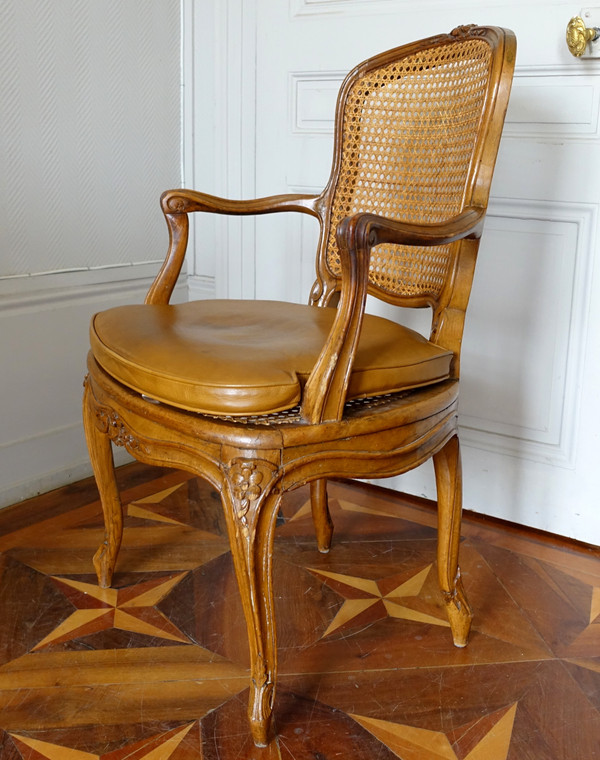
(189, 1), (600, 544)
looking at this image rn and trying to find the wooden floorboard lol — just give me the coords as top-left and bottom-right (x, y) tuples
(0, 464), (598, 758)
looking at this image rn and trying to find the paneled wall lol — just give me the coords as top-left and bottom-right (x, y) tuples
(188, 0), (600, 543)
(0, 1), (183, 505)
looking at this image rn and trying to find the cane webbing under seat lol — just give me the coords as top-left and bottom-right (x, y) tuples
(91, 300), (453, 416)
(325, 37), (492, 301)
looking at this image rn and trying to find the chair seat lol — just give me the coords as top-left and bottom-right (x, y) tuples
(90, 299), (452, 416)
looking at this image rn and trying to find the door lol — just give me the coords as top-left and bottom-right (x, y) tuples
(190, 0), (600, 544)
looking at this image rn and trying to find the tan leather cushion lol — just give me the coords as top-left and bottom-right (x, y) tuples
(90, 300), (452, 416)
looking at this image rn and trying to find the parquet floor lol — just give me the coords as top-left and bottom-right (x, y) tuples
(0, 464), (599, 759)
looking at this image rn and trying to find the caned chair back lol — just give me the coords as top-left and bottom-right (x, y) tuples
(316, 28), (507, 313)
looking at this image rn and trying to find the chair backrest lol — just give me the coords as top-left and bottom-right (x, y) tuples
(312, 26), (515, 332)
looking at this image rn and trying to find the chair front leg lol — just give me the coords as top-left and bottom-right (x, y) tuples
(221, 457), (282, 747)
(83, 378), (123, 588)
(433, 434), (472, 647)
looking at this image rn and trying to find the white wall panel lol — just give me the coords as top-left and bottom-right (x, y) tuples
(291, 73), (345, 133)
(290, 66), (600, 138)
(291, 0), (554, 17)
(505, 67), (600, 137)
(191, 0), (600, 543)
(461, 200), (595, 466)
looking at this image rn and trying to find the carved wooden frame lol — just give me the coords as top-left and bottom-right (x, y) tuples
(82, 26), (516, 746)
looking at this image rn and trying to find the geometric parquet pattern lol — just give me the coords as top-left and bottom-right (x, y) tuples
(1, 464), (599, 759)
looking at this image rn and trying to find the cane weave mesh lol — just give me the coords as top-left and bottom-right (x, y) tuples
(204, 391), (410, 426)
(326, 37), (493, 301)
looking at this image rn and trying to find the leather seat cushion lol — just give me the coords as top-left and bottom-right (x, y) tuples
(90, 300), (452, 416)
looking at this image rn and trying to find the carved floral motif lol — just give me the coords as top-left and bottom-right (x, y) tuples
(95, 408), (146, 454)
(226, 459), (279, 538)
(451, 24), (478, 38)
(232, 463), (263, 516)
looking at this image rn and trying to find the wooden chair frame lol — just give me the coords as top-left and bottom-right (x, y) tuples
(83, 26), (516, 746)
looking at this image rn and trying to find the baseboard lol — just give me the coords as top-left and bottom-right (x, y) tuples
(0, 447), (132, 509)
(0, 267), (185, 509)
(187, 274), (216, 300)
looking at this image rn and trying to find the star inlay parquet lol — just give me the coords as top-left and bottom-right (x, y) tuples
(308, 564), (450, 636)
(32, 573), (191, 649)
(0, 463), (599, 758)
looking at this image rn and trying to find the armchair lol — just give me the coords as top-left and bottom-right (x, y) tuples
(83, 25), (516, 746)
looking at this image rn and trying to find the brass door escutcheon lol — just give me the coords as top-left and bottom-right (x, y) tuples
(566, 15), (600, 56)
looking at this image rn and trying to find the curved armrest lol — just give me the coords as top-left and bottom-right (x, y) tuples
(301, 207), (486, 423)
(343, 207), (486, 249)
(145, 189), (323, 305)
(161, 188), (321, 217)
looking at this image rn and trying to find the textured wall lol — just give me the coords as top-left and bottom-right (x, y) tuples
(0, 0), (181, 277)
(0, 1), (182, 506)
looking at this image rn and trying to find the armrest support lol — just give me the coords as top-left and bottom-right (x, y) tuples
(145, 189), (323, 305)
(301, 207), (486, 423)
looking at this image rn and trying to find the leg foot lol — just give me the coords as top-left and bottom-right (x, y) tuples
(443, 570), (472, 647)
(249, 666), (275, 746)
(93, 539), (120, 589)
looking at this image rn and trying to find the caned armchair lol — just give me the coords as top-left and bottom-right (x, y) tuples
(83, 25), (516, 746)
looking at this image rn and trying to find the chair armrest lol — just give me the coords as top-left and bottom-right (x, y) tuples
(161, 188), (322, 217)
(340, 207), (486, 249)
(300, 207), (486, 423)
(145, 189), (323, 305)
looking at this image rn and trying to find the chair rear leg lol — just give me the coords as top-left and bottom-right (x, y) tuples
(83, 381), (123, 588)
(433, 434), (472, 647)
(310, 478), (333, 553)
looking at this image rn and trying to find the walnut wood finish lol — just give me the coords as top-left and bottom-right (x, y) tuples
(83, 26), (516, 746)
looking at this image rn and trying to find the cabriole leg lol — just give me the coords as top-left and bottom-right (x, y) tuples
(83, 379), (123, 588)
(222, 458), (282, 746)
(433, 434), (472, 647)
(310, 478), (333, 553)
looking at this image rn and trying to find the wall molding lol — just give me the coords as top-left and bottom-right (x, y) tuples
(291, 0), (553, 17)
(460, 198), (597, 467)
(0, 268), (186, 508)
(0, 264), (187, 316)
(181, 0), (196, 190)
(290, 72), (345, 134)
(0, 426), (131, 509)
(504, 66), (600, 139)
(289, 64), (600, 141)
(184, 0), (259, 299)
(291, 0), (397, 16)
(211, 0), (258, 299)
(188, 274), (216, 300)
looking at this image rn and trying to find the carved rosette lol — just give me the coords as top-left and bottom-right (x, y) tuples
(166, 196), (190, 213)
(225, 459), (280, 539)
(451, 24), (479, 39)
(95, 407), (147, 455)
